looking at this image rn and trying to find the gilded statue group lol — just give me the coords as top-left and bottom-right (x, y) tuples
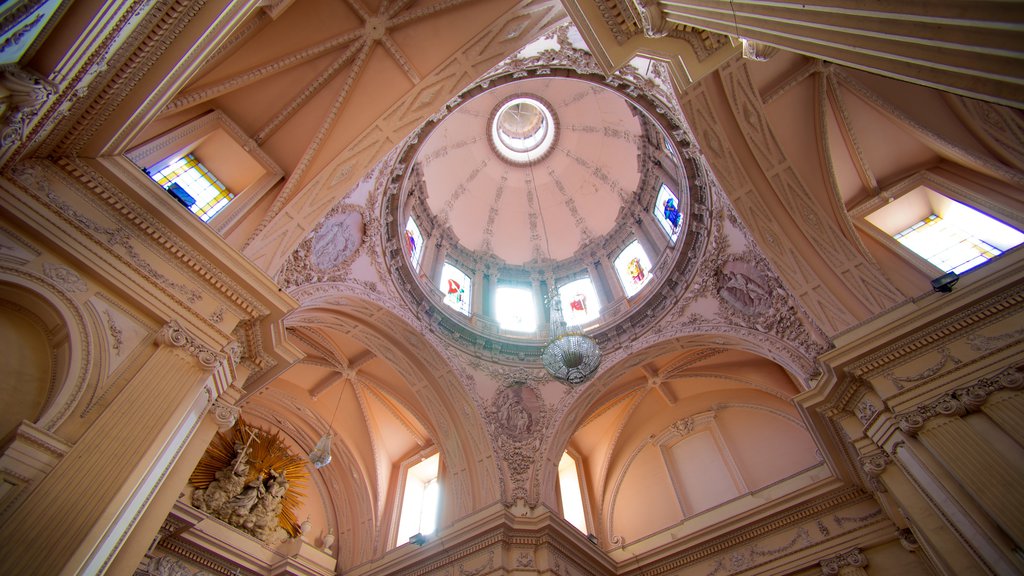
(191, 443), (291, 543)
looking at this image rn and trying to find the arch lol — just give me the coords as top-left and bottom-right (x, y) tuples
(538, 329), (819, 527)
(0, 267), (93, 432)
(284, 290), (501, 522)
(241, 392), (375, 569)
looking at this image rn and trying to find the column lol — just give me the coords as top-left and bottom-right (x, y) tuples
(917, 416), (1024, 547)
(654, 0), (1022, 107)
(981, 390), (1024, 447)
(890, 434), (1021, 575)
(0, 321), (227, 575)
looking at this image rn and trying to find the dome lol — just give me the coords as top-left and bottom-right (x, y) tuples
(418, 77), (642, 265)
(383, 67), (708, 362)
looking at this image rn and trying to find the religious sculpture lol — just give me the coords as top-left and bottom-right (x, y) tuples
(189, 420), (308, 543)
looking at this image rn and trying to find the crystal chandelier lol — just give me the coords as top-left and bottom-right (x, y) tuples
(542, 291), (600, 385)
(309, 386), (344, 468)
(308, 432), (333, 468)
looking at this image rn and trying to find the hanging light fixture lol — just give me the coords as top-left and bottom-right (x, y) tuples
(542, 289), (600, 385)
(309, 385), (344, 468)
(514, 112), (601, 386)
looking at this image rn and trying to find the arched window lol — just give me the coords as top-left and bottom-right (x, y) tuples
(496, 284), (537, 332)
(404, 217), (425, 271)
(613, 240), (653, 297)
(439, 263), (471, 316)
(653, 184), (682, 243)
(395, 452), (440, 546)
(557, 451), (587, 533)
(558, 277), (600, 326)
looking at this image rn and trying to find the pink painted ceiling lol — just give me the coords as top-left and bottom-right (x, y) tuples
(416, 77), (642, 264)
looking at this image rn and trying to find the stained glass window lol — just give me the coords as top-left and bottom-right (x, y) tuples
(614, 240), (652, 297)
(893, 205), (1023, 274)
(496, 285), (536, 332)
(558, 277), (600, 326)
(405, 217), (424, 271)
(150, 154), (233, 222)
(654, 184), (681, 242)
(439, 263), (471, 315)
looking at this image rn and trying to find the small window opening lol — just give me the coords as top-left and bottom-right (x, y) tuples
(439, 263), (471, 316)
(150, 154), (233, 222)
(396, 453), (440, 545)
(557, 452), (587, 533)
(558, 277), (600, 326)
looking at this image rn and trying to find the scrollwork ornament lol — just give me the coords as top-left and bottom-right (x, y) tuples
(896, 366), (1022, 435)
(895, 411), (927, 435)
(860, 452), (890, 478)
(820, 548), (867, 575)
(156, 321), (224, 369)
(210, 400), (240, 431)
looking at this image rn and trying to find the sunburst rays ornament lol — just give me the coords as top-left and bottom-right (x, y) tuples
(190, 419), (309, 537)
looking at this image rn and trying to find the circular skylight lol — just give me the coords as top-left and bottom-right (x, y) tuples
(490, 96), (557, 165)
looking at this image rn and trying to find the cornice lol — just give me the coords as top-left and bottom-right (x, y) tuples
(619, 488), (877, 576)
(824, 256), (1024, 380)
(54, 156), (285, 320)
(894, 364), (1023, 435)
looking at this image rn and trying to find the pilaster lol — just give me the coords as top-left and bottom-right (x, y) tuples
(0, 321), (227, 574)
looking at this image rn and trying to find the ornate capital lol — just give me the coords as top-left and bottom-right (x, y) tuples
(210, 399), (240, 431)
(156, 320), (224, 369)
(896, 366), (1023, 435)
(859, 451), (890, 478)
(820, 548), (867, 575)
(0, 64), (56, 147)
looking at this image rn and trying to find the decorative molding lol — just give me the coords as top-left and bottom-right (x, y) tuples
(895, 366), (1023, 435)
(859, 452), (890, 478)
(209, 399), (239, 431)
(156, 320), (224, 369)
(0, 64), (57, 148)
(886, 347), (961, 390)
(41, 262), (87, 293)
(819, 547), (867, 575)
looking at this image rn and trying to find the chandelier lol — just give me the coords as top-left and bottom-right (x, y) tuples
(542, 291), (600, 385)
(309, 385), (344, 468)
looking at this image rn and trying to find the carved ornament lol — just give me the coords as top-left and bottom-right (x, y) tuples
(895, 366), (1023, 435)
(820, 547), (867, 575)
(156, 321), (224, 370)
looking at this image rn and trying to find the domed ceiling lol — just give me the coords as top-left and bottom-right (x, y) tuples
(417, 77), (642, 265)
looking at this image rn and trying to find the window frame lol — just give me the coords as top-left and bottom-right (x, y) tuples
(126, 110), (283, 233)
(438, 262), (472, 316)
(555, 448), (593, 534)
(495, 282), (538, 333)
(851, 171), (1024, 277)
(392, 451), (441, 548)
(612, 239), (654, 298)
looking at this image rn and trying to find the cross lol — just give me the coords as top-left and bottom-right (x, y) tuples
(233, 427), (260, 474)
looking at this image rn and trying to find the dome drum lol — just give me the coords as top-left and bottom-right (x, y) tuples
(382, 67), (711, 364)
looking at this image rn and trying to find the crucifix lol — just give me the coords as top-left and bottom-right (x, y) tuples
(233, 427), (260, 475)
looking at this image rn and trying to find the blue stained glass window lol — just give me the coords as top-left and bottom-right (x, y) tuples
(405, 217), (424, 271)
(654, 184), (681, 242)
(614, 240), (652, 297)
(150, 154), (233, 222)
(439, 263), (471, 316)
